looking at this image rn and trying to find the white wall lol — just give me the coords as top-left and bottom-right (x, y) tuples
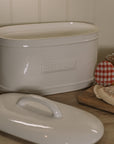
(95, 0), (114, 61)
(0, 0), (94, 25)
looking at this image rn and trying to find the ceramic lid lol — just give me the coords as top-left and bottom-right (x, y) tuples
(0, 93), (104, 144)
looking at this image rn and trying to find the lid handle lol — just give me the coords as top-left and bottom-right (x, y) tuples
(17, 94), (62, 119)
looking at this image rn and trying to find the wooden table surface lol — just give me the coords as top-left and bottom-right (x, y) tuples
(0, 88), (114, 144)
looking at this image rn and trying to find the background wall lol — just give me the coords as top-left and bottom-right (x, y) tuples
(0, 0), (94, 25)
(95, 0), (114, 62)
(0, 0), (114, 61)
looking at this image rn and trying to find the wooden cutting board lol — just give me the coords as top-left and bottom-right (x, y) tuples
(77, 86), (114, 113)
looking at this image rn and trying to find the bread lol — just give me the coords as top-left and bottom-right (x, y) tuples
(94, 85), (114, 105)
(105, 53), (114, 65)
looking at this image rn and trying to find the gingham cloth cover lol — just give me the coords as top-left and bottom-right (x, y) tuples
(95, 61), (114, 86)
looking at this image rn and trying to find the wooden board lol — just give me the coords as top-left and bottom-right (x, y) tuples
(77, 87), (114, 113)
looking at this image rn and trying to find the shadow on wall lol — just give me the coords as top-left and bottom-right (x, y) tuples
(98, 47), (114, 63)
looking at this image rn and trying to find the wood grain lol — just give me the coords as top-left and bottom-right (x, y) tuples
(77, 87), (114, 113)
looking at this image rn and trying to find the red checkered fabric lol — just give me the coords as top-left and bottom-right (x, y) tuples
(95, 61), (114, 86)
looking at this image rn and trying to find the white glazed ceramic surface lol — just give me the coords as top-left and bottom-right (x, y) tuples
(0, 22), (98, 95)
(0, 93), (104, 144)
(0, 22), (98, 39)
